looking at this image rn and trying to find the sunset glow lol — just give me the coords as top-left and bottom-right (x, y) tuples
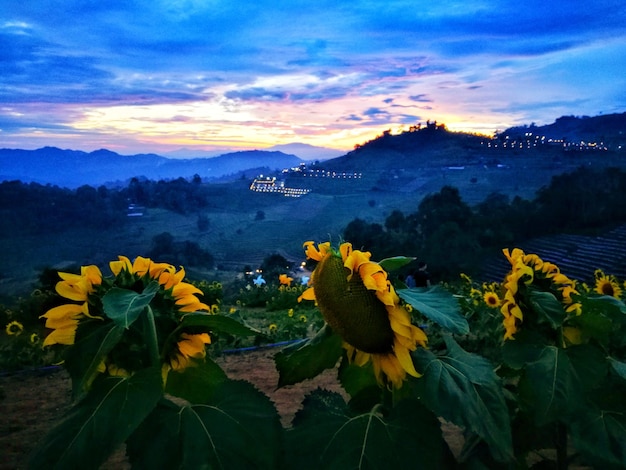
(1, 1), (625, 155)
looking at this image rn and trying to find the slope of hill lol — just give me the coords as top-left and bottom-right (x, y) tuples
(0, 147), (302, 188)
(500, 112), (626, 147)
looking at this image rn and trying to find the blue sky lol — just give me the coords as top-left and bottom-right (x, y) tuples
(1, 0), (625, 154)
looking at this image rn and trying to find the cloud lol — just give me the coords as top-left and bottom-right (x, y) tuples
(0, 0), (625, 151)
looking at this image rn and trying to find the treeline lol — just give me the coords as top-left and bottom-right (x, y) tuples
(0, 176), (232, 235)
(343, 166), (626, 280)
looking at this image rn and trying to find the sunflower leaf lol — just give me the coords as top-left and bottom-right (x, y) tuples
(411, 336), (514, 463)
(398, 286), (469, 334)
(609, 357), (626, 380)
(102, 280), (160, 328)
(164, 357), (228, 402)
(29, 367), (162, 469)
(527, 288), (564, 328)
(64, 318), (125, 398)
(126, 379), (282, 470)
(517, 344), (590, 426)
(378, 256), (415, 272)
(286, 389), (452, 469)
(569, 403), (626, 468)
(275, 324), (343, 388)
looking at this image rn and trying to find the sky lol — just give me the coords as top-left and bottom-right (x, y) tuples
(1, 0), (625, 155)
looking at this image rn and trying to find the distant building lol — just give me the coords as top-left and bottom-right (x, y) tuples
(249, 176), (310, 197)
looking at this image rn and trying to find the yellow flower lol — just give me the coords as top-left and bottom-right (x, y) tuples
(279, 274), (293, 287)
(5, 320), (24, 336)
(171, 281), (211, 312)
(170, 332), (211, 370)
(56, 265), (102, 302)
(299, 315), (308, 323)
(594, 269), (622, 299)
(483, 291), (501, 308)
(40, 303), (89, 346)
(269, 323), (278, 332)
(30, 333), (39, 344)
(288, 308), (294, 317)
(299, 241), (428, 389)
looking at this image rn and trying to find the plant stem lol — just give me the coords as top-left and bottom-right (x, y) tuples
(144, 306), (161, 368)
(555, 422), (568, 470)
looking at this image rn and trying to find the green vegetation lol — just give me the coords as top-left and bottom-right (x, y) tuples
(344, 167), (626, 280)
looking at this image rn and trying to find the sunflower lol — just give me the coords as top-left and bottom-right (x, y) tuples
(169, 332), (212, 370)
(5, 320), (24, 336)
(500, 248), (581, 340)
(299, 241), (427, 388)
(41, 256), (210, 348)
(483, 291), (501, 308)
(594, 269), (622, 299)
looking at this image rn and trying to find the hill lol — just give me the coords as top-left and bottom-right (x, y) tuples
(0, 147), (302, 188)
(499, 112), (626, 148)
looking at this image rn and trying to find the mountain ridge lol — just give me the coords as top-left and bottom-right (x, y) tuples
(0, 147), (303, 188)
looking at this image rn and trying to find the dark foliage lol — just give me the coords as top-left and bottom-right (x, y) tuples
(342, 167), (626, 281)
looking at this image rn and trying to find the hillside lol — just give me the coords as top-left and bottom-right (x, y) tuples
(500, 112), (626, 148)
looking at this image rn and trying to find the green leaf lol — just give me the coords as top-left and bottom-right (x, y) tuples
(527, 288), (565, 328)
(379, 256), (415, 272)
(287, 389), (451, 470)
(398, 285), (469, 334)
(587, 294), (626, 314)
(177, 312), (261, 336)
(569, 405), (626, 468)
(411, 336), (514, 463)
(29, 367), (162, 469)
(64, 319), (125, 398)
(127, 379), (282, 470)
(275, 324), (343, 388)
(164, 357), (228, 402)
(518, 345), (584, 425)
(102, 280), (160, 328)
(501, 329), (545, 369)
(337, 358), (384, 412)
(609, 357), (626, 380)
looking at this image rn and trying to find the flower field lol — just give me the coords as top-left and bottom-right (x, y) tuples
(1, 243), (625, 469)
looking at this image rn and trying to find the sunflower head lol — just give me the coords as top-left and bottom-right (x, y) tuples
(594, 269), (622, 299)
(483, 291), (501, 308)
(313, 253), (394, 353)
(300, 241), (427, 388)
(5, 321), (24, 336)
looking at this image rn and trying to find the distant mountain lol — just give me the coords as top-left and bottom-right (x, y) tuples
(266, 143), (344, 161)
(163, 148), (233, 159)
(166, 143), (344, 161)
(0, 147), (303, 188)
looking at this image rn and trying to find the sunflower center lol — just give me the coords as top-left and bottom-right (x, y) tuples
(314, 255), (394, 354)
(601, 281), (614, 296)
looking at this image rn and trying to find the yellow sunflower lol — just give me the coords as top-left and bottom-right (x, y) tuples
(41, 256), (210, 348)
(299, 241), (427, 388)
(483, 291), (501, 308)
(594, 269), (622, 299)
(169, 332), (212, 370)
(500, 248), (581, 340)
(5, 320), (24, 336)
